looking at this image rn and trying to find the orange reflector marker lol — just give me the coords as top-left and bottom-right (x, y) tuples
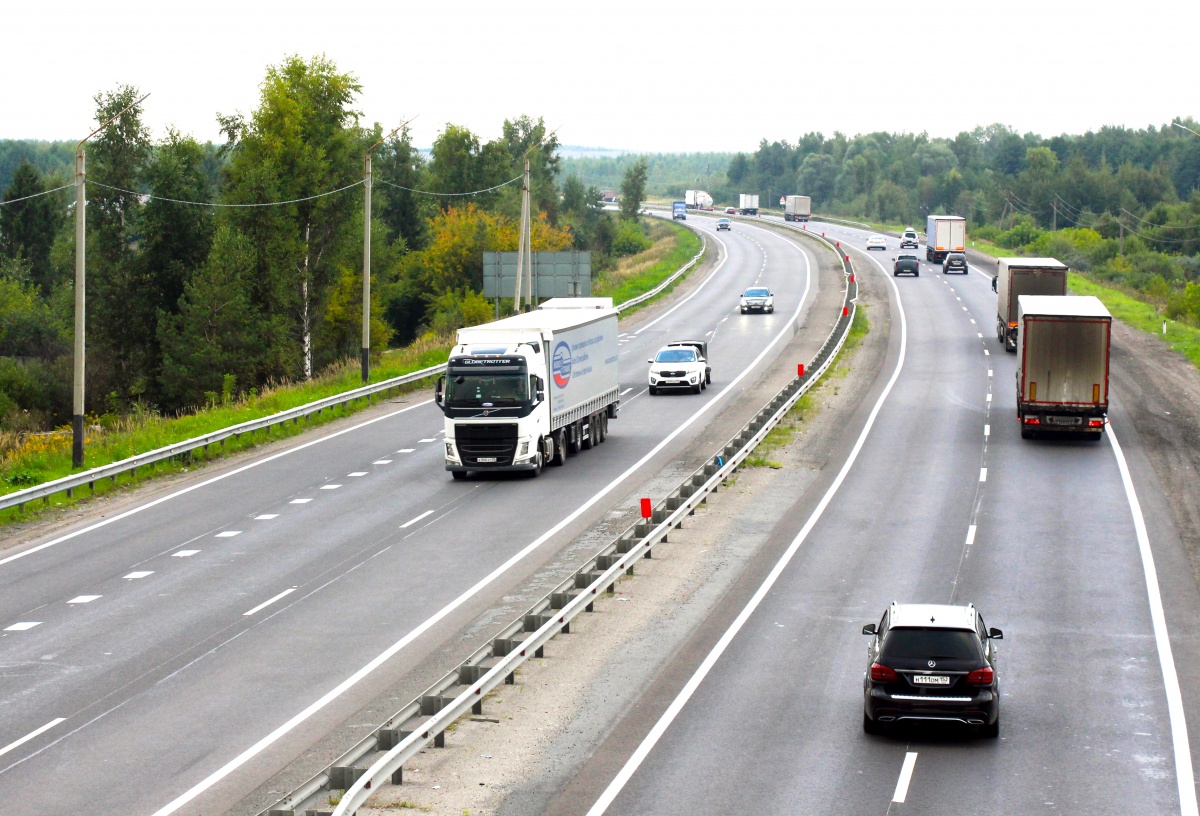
(1093, 384), (1100, 403)
(640, 498), (652, 518)
(1030, 382), (1037, 401)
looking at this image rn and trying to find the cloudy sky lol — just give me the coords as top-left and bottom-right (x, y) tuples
(5, 0), (1193, 153)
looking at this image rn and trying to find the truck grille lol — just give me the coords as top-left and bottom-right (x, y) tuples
(456, 423), (518, 466)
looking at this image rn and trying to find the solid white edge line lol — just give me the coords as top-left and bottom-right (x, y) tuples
(0, 718), (66, 760)
(399, 510), (435, 529)
(584, 247), (907, 816)
(149, 214), (818, 816)
(243, 587), (297, 617)
(1108, 426), (1198, 816)
(0, 401), (436, 569)
(892, 751), (919, 803)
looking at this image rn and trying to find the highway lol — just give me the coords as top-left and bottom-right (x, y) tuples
(0, 216), (841, 815)
(562, 219), (1200, 815)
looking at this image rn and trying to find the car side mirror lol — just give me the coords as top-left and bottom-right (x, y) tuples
(434, 376), (445, 407)
(862, 623), (877, 636)
(646, 359), (653, 364)
(988, 627), (1003, 640)
(532, 375), (545, 404)
(991, 276), (998, 292)
(890, 257), (896, 262)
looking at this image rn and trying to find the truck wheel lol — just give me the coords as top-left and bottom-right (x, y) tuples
(567, 422), (581, 455)
(601, 412), (609, 440)
(527, 451), (543, 477)
(452, 470), (467, 480)
(551, 430), (566, 465)
(582, 417), (593, 450)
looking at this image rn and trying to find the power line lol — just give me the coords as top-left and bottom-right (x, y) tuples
(87, 179), (365, 208)
(0, 182), (74, 207)
(377, 172), (524, 197)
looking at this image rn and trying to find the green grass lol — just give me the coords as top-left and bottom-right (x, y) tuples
(0, 222), (702, 526)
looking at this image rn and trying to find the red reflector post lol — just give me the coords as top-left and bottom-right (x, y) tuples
(850, 274), (856, 283)
(640, 498), (652, 518)
(842, 306), (849, 317)
(797, 363), (805, 377)
(836, 241), (840, 248)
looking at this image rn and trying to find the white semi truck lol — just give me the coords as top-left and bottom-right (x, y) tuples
(993, 257), (1069, 352)
(1015, 294), (1111, 440)
(784, 195), (812, 222)
(739, 193), (760, 215)
(435, 298), (620, 478)
(685, 189), (713, 210)
(924, 215), (966, 263)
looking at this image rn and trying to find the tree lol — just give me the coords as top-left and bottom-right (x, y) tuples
(618, 158), (648, 222)
(220, 54), (364, 381)
(0, 161), (65, 297)
(374, 123), (425, 249)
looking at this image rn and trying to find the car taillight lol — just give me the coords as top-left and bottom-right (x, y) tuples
(870, 663), (897, 682)
(966, 666), (994, 685)
(1087, 419), (1104, 428)
(1023, 416), (1040, 425)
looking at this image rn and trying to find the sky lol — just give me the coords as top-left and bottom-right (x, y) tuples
(4, 0), (1194, 154)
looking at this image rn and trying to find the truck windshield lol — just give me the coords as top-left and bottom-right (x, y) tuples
(446, 371), (529, 405)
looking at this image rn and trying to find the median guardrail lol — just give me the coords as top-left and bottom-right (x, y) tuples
(0, 231), (707, 516)
(260, 226), (858, 816)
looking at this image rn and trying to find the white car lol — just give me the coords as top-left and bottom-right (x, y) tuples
(866, 235), (888, 251)
(740, 287), (774, 314)
(648, 341), (710, 395)
(900, 228), (919, 248)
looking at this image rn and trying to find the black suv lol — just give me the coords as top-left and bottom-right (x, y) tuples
(892, 254), (920, 277)
(942, 252), (968, 274)
(862, 603), (1002, 737)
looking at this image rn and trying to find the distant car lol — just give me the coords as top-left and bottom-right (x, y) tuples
(893, 254), (920, 276)
(647, 341), (710, 395)
(862, 602), (1003, 737)
(942, 251), (968, 274)
(740, 287), (774, 314)
(866, 235), (888, 251)
(725, 206), (737, 214)
(716, 218), (731, 231)
(900, 228), (919, 249)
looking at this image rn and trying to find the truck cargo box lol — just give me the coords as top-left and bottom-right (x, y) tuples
(995, 258), (1069, 351)
(925, 215), (966, 263)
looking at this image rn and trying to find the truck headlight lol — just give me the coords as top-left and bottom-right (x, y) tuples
(518, 441), (530, 457)
(445, 440), (459, 461)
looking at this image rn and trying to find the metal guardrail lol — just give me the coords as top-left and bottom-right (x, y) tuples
(261, 227), (858, 816)
(0, 229), (708, 515)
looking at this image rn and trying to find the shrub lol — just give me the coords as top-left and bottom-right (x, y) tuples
(611, 220), (652, 257)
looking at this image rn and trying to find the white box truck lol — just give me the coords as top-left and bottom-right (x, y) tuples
(685, 189), (699, 209)
(685, 190), (713, 210)
(435, 298), (620, 478)
(925, 215), (966, 262)
(784, 195), (811, 222)
(739, 193), (759, 215)
(1015, 295), (1111, 440)
(993, 257), (1069, 352)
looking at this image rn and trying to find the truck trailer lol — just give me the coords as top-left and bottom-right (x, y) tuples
(925, 215), (966, 263)
(784, 195), (811, 222)
(1015, 294), (1111, 440)
(994, 257), (1069, 352)
(739, 193), (759, 215)
(435, 298), (620, 478)
(685, 189), (713, 210)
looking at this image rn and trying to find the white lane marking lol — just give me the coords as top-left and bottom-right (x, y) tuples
(289, 499), (312, 504)
(243, 587), (297, 617)
(418, 438), (436, 443)
(149, 218), (816, 816)
(986, 393), (992, 402)
(397, 448), (416, 453)
(977, 333), (983, 338)
(619, 388), (633, 397)
(892, 752), (919, 803)
(372, 460), (392, 465)
(66, 595), (101, 604)
(215, 531), (241, 538)
(125, 571), (153, 579)
(984, 424), (991, 437)
(988, 370), (993, 377)
(583, 245), (906, 816)
(970, 319), (976, 324)
(4, 621), (41, 631)
(965, 525), (977, 547)
(319, 485), (341, 491)
(173, 550), (199, 558)
(0, 400), (436, 570)
(962, 306), (968, 311)
(347, 472), (368, 477)
(0, 718), (66, 760)
(1109, 426), (1198, 815)
(630, 229), (731, 333)
(984, 349), (990, 356)
(400, 510), (435, 529)
(979, 468), (988, 482)
(254, 514), (278, 520)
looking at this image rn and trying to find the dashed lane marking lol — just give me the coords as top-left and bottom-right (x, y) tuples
(4, 621), (41, 631)
(0, 718), (66, 759)
(67, 595), (101, 604)
(243, 587), (298, 617)
(400, 510), (435, 529)
(892, 752), (919, 803)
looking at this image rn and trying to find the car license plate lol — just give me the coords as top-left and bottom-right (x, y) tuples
(912, 675), (950, 686)
(477, 457), (497, 463)
(1049, 416), (1081, 426)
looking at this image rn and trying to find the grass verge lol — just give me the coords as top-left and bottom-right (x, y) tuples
(594, 219), (704, 311)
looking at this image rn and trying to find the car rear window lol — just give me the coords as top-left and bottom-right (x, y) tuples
(880, 628), (981, 661)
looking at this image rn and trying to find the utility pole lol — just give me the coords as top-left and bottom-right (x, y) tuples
(361, 120), (410, 383)
(514, 155), (533, 312)
(1119, 217), (1125, 255)
(1052, 200), (1057, 231)
(72, 93), (149, 468)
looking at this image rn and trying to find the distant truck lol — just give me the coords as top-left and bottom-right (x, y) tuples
(672, 201), (687, 220)
(1015, 295), (1111, 440)
(435, 298), (620, 478)
(784, 195), (812, 222)
(925, 215), (966, 263)
(739, 193), (760, 215)
(993, 257), (1069, 352)
(685, 189), (713, 210)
